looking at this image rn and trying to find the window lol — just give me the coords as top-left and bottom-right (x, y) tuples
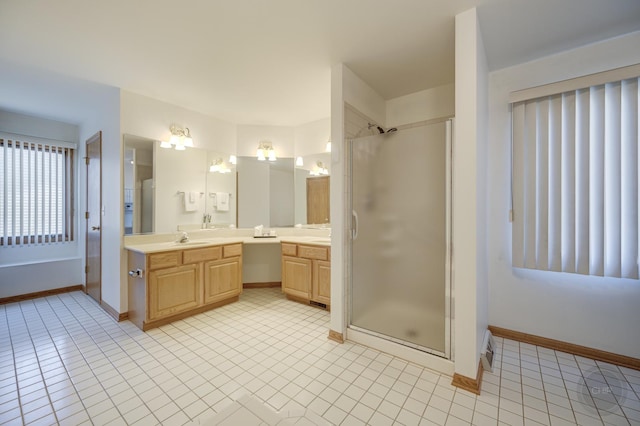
(0, 137), (75, 246)
(510, 64), (640, 279)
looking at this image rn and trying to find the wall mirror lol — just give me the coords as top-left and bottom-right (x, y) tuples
(123, 134), (237, 235)
(123, 134), (331, 234)
(295, 152), (331, 225)
(236, 156), (294, 228)
(123, 135), (154, 235)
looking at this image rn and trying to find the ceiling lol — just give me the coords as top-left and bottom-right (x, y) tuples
(0, 0), (639, 127)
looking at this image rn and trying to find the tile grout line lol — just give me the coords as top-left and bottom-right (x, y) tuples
(48, 292), (169, 424)
(2, 303), (25, 425)
(14, 299), (57, 425)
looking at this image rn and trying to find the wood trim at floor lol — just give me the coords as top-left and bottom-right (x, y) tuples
(328, 330), (344, 344)
(489, 325), (640, 371)
(243, 282), (282, 289)
(0, 285), (84, 305)
(451, 361), (484, 395)
(100, 300), (129, 322)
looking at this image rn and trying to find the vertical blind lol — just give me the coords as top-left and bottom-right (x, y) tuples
(511, 67), (639, 279)
(0, 137), (75, 246)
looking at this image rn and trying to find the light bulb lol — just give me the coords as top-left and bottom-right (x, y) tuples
(229, 155), (237, 165)
(295, 156), (303, 166)
(160, 141), (172, 149)
(257, 148), (265, 161)
(268, 149), (277, 161)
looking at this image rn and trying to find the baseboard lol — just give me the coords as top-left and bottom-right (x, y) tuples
(0, 285), (84, 305)
(489, 325), (640, 371)
(141, 296), (239, 331)
(100, 300), (129, 322)
(451, 361), (484, 395)
(328, 329), (344, 343)
(243, 282), (281, 289)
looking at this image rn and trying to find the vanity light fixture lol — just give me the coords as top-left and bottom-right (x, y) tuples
(256, 141), (276, 162)
(209, 158), (231, 173)
(310, 161), (329, 176)
(161, 125), (194, 150)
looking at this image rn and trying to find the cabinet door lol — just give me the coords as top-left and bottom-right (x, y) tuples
(204, 257), (242, 304)
(282, 255), (312, 299)
(148, 264), (200, 320)
(312, 260), (331, 306)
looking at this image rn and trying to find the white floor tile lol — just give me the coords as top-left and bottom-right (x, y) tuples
(1, 289), (638, 426)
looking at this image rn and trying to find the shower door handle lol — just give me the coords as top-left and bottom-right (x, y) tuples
(352, 210), (359, 240)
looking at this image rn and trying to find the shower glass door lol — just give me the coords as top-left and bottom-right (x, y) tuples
(349, 121), (450, 357)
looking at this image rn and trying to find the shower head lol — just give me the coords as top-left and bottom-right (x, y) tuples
(367, 123), (396, 134)
(367, 123), (385, 134)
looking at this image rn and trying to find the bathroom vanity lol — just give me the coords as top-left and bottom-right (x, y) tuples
(126, 241), (243, 331)
(124, 231), (331, 330)
(281, 242), (331, 308)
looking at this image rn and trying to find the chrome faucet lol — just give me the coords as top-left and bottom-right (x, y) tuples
(178, 231), (189, 243)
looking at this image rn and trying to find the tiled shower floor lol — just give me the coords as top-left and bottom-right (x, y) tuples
(1, 288), (638, 425)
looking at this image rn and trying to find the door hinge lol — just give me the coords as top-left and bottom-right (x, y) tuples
(85, 212), (89, 219)
(85, 265), (89, 274)
(84, 156), (89, 165)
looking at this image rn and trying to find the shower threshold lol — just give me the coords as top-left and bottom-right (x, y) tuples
(348, 324), (447, 359)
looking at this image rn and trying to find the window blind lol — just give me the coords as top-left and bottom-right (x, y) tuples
(511, 73), (639, 279)
(0, 137), (75, 246)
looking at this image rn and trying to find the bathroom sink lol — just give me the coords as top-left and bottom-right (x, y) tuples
(172, 241), (210, 246)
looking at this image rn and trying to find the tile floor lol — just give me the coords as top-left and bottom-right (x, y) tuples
(0, 288), (639, 426)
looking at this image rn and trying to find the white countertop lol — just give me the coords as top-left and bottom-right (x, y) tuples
(124, 235), (331, 254)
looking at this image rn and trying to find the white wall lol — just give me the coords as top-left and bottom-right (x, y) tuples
(453, 7), (489, 379)
(242, 245), (282, 284)
(294, 117), (331, 156)
(121, 91), (237, 154)
(237, 124), (295, 158)
(487, 31), (640, 359)
(0, 62), (120, 307)
(386, 84), (455, 127)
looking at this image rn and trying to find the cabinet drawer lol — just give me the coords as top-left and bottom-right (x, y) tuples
(182, 246), (221, 264)
(148, 251), (179, 270)
(281, 243), (297, 256)
(223, 244), (242, 258)
(298, 245), (328, 260)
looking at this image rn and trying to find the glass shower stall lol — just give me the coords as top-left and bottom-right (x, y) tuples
(349, 120), (452, 358)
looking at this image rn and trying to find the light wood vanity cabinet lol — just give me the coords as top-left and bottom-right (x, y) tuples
(128, 243), (242, 330)
(148, 263), (200, 320)
(281, 242), (330, 308)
